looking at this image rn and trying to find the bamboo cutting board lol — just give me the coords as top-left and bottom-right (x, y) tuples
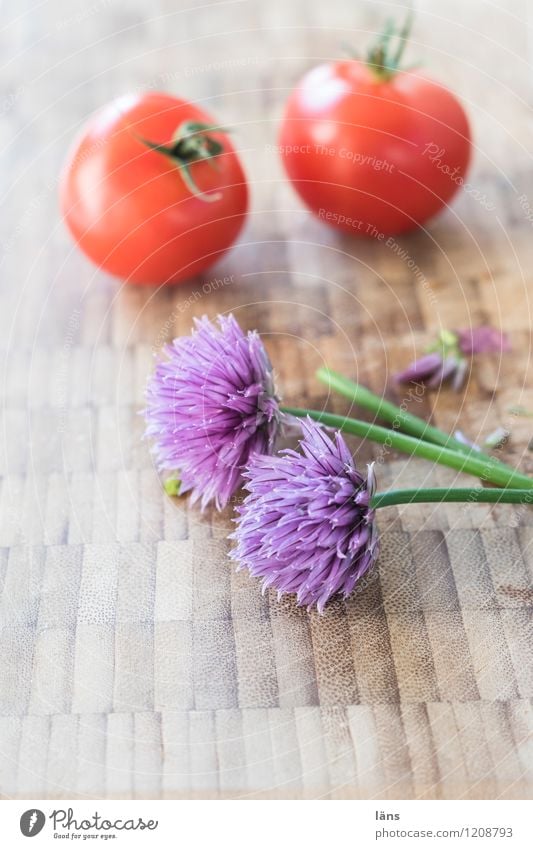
(0, 0), (532, 799)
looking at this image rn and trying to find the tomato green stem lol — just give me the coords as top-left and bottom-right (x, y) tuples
(365, 8), (416, 81)
(390, 8), (414, 68)
(136, 121), (225, 202)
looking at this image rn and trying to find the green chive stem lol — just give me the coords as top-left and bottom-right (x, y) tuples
(371, 487), (533, 509)
(316, 366), (511, 469)
(282, 406), (533, 491)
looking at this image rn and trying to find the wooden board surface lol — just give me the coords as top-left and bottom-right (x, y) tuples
(0, 0), (532, 799)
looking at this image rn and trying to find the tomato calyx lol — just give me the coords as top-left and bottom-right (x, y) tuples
(137, 120), (227, 202)
(364, 9), (417, 82)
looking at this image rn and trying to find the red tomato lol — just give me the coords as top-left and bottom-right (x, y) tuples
(279, 60), (471, 236)
(60, 92), (248, 285)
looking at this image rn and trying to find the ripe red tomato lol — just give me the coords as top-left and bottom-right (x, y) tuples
(60, 92), (248, 285)
(279, 43), (471, 236)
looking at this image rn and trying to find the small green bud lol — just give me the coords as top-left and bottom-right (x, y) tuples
(164, 477), (181, 497)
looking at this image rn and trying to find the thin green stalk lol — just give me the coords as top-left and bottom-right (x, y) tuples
(282, 406), (533, 491)
(317, 366), (510, 468)
(372, 487), (533, 509)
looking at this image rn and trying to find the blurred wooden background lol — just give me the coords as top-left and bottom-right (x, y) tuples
(0, 0), (532, 798)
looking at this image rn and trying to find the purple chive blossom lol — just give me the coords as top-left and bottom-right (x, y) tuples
(230, 418), (380, 613)
(144, 314), (282, 510)
(395, 326), (509, 392)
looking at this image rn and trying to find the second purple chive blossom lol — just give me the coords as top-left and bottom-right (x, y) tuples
(395, 326), (510, 391)
(144, 314), (283, 510)
(230, 419), (380, 613)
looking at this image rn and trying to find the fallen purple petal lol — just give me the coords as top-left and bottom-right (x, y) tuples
(394, 351), (443, 384)
(427, 355), (459, 388)
(454, 430), (481, 452)
(458, 326), (511, 355)
(451, 357), (469, 391)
